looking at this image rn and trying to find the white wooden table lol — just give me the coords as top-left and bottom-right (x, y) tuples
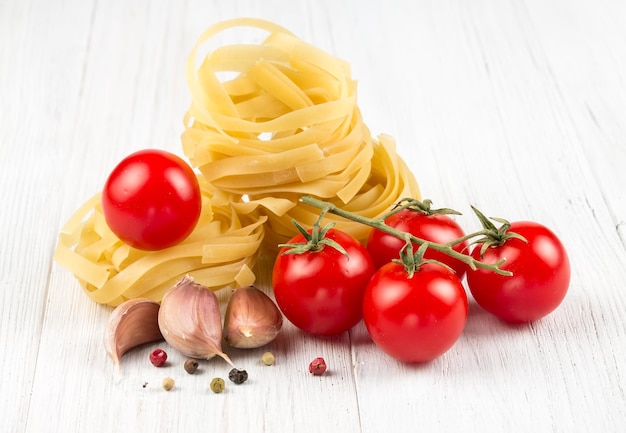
(2, 0), (626, 432)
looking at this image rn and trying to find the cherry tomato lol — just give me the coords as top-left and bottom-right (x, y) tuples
(466, 221), (570, 323)
(363, 262), (468, 363)
(367, 209), (469, 278)
(272, 229), (375, 336)
(101, 149), (201, 250)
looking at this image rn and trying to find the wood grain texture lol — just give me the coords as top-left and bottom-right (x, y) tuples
(1, 0), (625, 432)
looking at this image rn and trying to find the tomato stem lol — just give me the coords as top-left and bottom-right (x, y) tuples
(299, 195), (512, 276)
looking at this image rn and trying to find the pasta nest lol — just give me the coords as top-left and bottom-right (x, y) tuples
(182, 18), (420, 249)
(55, 177), (265, 306)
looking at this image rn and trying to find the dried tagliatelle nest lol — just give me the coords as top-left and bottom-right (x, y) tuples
(54, 177), (265, 306)
(182, 18), (420, 248)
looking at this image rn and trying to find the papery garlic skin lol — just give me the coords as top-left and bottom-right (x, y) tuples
(158, 275), (235, 366)
(104, 298), (162, 370)
(223, 286), (283, 349)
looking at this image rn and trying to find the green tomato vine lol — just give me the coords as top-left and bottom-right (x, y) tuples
(299, 195), (522, 277)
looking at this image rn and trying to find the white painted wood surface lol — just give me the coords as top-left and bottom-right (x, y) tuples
(2, 0), (626, 431)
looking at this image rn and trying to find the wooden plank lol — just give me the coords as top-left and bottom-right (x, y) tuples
(524, 0), (626, 243)
(0, 1), (95, 432)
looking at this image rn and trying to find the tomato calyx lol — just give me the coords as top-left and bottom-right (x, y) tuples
(278, 214), (348, 257)
(470, 206), (528, 258)
(395, 240), (455, 279)
(388, 197), (462, 218)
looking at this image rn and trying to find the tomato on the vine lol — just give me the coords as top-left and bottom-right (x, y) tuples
(101, 149), (201, 251)
(363, 262), (468, 363)
(272, 228), (375, 336)
(466, 221), (570, 323)
(367, 207), (469, 278)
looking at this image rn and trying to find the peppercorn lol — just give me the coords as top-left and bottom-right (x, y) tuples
(210, 377), (225, 393)
(261, 351), (275, 366)
(184, 358), (199, 374)
(309, 357), (327, 375)
(149, 348), (167, 367)
(228, 368), (248, 384)
(162, 377), (175, 391)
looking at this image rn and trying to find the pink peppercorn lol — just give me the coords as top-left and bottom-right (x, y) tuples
(309, 357), (327, 375)
(150, 349), (168, 367)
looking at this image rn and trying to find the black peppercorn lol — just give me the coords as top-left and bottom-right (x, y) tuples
(228, 368), (248, 384)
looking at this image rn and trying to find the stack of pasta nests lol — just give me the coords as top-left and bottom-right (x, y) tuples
(55, 18), (420, 306)
(183, 18), (420, 250)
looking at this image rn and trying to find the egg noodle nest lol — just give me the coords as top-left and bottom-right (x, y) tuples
(54, 18), (420, 306)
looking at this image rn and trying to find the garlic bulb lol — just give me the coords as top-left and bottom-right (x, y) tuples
(158, 275), (235, 366)
(104, 298), (163, 370)
(223, 286), (283, 349)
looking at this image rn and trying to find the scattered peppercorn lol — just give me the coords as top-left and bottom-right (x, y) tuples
(228, 368), (249, 384)
(261, 351), (275, 366)
(184, 358), (199, 374)
(309, 357), (327, 375)
(210, 377), (225, 393)
(162, 377), (175, 391)
(149, 348), (168, 367)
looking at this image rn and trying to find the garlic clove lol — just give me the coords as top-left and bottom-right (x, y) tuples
(158, 275), (235, 367)
(223, 286), (283, 349)
(104, 298), (163, 370)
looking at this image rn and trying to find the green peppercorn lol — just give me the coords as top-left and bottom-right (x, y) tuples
(228, 368), (248, 384)
(184, 358), (199, 374)
(210, 377), (225, 393)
